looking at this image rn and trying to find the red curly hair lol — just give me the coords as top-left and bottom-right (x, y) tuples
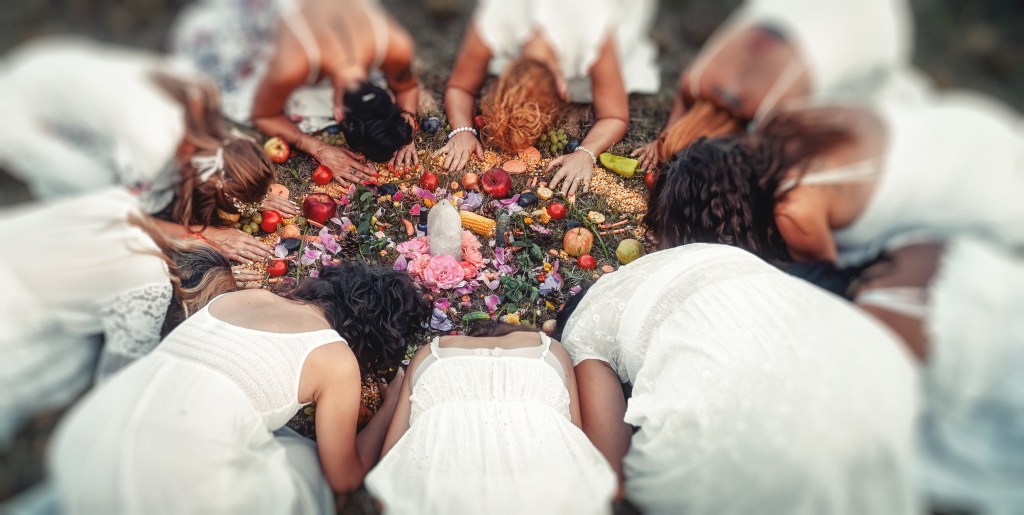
(480, 58), (564, 152)
(657, 100), (743, 162)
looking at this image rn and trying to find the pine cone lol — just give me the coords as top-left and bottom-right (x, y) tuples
(338, 233), (360, 257)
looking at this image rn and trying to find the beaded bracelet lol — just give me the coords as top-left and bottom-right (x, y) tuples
(447, 126), (478, 140)
(575, 145), (597, 165)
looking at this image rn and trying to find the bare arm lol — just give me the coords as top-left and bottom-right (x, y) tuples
(381, 345), (433, 456)
(575, 359), (631, 494)
(775, 194), (839, 263)
(436, 24), (491, 172)
(148, 217), (274, 264)
(548, 39), (628, 195)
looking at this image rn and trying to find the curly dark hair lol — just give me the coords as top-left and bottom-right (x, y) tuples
(288, 262), (430, 376)
(644, 112), (850, 262)
(340, 82), (413, 163)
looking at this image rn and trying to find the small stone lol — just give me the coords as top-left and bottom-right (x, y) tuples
(324, 124), (342, 135)
(517, 192), (539, 208)
(541, 319), (557, 334)
(421, 116), (443, 134)
(566, 139), (580, 153)
(601, 265), (615, 273)
(566, 220), (582, 230)
(378, 183), (399, 196)
(281, 238), (302, 253)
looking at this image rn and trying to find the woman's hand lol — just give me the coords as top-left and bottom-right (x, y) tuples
(380, 368), (406, 408)
(203, 226), (274, 264)
(631, 140), (661, 173)
(548, 151), (595, 196)
(314, 143), (377, 186)
(231, 265), (263, 289)
(389, 141), (419, 172)
(433, 131), (484, 172)
(261, 193), (300, 217)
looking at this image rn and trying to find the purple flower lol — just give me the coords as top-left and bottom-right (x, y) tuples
(455, 280), (480, 295)
(413, 186), (436, 202)
(300, 249), (322, 265)
(393, 255), (408, 271)
(570, 285), (582, 295)
(393, 191), (404, 202)
(429, 308), (453, 331)
(309, 270), (320, 279)
(494, 247), (518, 275)
(529, 224), (551, 235)
(273, 244), (289, 259)
(538, 272), (563, 295)
(484, 294), (500, 313)
(319, 227), (340, 254)
(434, 298), (451, 311)
(461, 192), (484, 211)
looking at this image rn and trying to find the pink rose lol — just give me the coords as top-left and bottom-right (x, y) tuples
(462, 244), (485, 268)
(407, 254), (432, 279)
(461, 230), (481, 250)
(397, 236), (431, 259)
(460, 261), (478, 281)
(421, 255), (465, 291)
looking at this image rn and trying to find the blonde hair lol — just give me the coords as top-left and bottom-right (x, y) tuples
(150, 72), (274, 227)
(657, 100), (743, 162)
(480, 58), (564, 152)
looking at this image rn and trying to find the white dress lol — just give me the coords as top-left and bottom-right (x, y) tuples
(0, 188), (172, 449)
(474, 0), (660, 103)
(823, 95), (1024, 266)
(365, 333), (616, 515)
(170, 0), (391, 132)
(0, 38), (190, 214)
(858, 236), (1024, 514)
(690, 0), (926, 126)
(561, 244), (920, 515)
(50, 294), (339, 514)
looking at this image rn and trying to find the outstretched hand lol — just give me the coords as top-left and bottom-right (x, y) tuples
(433, 131), (484, 172)
(315, 144), (377, 186)
(547, 151), (595, 196)
(261, 193), (300, 217)
(231, 265), (263, 289)
(203, 227), (274, 264)
(389, 141), (420, 172)
(631, 140), (661, 173)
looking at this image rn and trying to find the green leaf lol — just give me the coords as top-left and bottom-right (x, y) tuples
(359, 191), (373, 203)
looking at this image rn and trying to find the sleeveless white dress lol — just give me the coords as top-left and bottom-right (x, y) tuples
(170, 0), (390, 132)
(0, 38), (190, 214)
(49, 294), (340, 514)
(806, 95), (1024, 267)
(561, 244), (920, 515)
(0, 188), (172, 449)
(474, 0), (660, 103)
(857, 235), (1024, 514)
(365, 333), (616, 515)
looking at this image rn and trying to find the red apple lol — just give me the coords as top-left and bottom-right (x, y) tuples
(461, 172), (479, 191)
(302, 193), (338, 225)
(547, 202), (567, 220)
(267, 260), (287, 277)
(577, 254), (597, 270)
(419, 171), (439, 191)
(312, 165), (333, 186)
(480, 168), (512, 198)
(645, 170), (658, 191)
(260, 210), (282, 233)
(263, 137), (290, 164)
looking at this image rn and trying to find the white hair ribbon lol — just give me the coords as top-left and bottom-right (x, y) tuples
(192, 147), (225, 182)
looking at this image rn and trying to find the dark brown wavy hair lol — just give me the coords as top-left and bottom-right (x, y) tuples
(151, 72), (275, 227)
(644, 112), (849, 262)
(288, 262), (431, 377)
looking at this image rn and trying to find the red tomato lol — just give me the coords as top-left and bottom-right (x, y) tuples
(577, 254), (597, 270)
(267, 260), (288, 277)
(645, 170), (658, 191)
(260, 210), (282, 233)
(312, 165), (333, 186)
(547, 202), (567, 220)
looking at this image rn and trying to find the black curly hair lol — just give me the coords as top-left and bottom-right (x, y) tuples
(340, 82), (414, 163)
(644, 112), (850, 262)
(288, 261), (430, 376)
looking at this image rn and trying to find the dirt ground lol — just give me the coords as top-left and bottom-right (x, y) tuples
(1, 0), (1022, 511)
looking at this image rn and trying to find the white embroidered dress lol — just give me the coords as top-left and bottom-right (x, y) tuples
(0, 188), (173, 448)
(50, 293), (341, 514)
(562, 244), (920, 515)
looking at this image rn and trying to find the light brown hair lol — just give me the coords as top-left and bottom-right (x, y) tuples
(657, 99), (743, 162)
(150, 72), (275, 227)
(480, 58), (564, 152)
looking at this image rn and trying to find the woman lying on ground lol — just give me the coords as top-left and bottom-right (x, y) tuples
(437, 0), (660, 196)
(365, 321), (616, 515)
(50, 262), (430, 513)
(0, 38), (289, 264)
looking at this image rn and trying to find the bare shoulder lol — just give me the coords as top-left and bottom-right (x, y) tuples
(546, 339), (576, 371)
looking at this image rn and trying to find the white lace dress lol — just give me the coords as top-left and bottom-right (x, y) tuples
(474, 0), (660, 103)
(561, 244), (920, 515)
(0, 37), (191, 214)
(0, 188), (172, 449)
(365, 334), (616, 515)
(50, 294), (341, 514)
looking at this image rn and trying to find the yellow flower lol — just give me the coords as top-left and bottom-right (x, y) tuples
(503, 313), (521, 325)
(424, 199), (435, 208)
(543, 262), (553, 272)
(545, 300), (555, 310)
(524, 217), (534, 224)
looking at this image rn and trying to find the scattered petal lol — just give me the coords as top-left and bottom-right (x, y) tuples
(484, 294), (500, 313)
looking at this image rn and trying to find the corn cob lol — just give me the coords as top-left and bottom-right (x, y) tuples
(460, 211), (496, 238)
